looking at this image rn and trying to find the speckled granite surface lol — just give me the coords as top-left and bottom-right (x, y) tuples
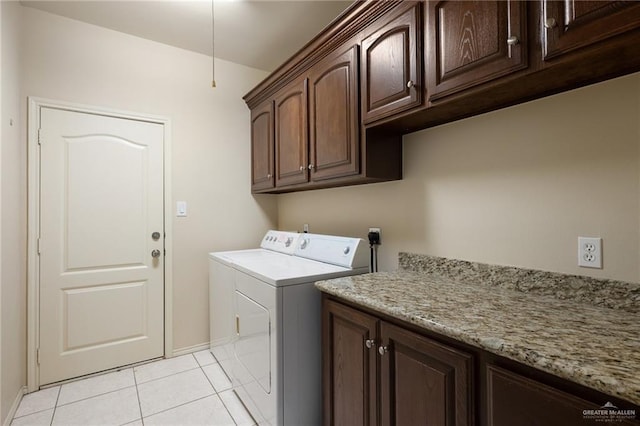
(316, 255), (640, 405)
(399, 253), (640, 313)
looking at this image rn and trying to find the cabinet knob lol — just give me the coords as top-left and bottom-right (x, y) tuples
(406, 80), (415, 89)
(507, 36), (519, 46)
(544, 18), (557, 29)
(365, 339), (375, 349)
(378, 345), (389, 355)
(267, 173), (272, 179)
(308, 164), (315, 170)
(300, 166), (305, 172)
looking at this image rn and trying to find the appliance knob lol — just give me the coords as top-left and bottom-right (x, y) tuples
(285, 237), (293, 247)
(343, 246), (350, 255)
(300, 239), (309, 249)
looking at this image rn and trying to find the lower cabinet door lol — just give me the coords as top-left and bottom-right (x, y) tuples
(379, 321), (473, 426)
(322, 299), (378, 426)
(486, 365), (638, 426)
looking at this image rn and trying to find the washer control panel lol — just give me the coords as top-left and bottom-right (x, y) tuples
(295, 234), (368, 269)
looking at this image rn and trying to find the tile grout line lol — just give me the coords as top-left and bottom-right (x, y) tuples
(50, 385), (61, 426)
(132, 367), (145, 426)
(141, 354), (216, 422)
(198, 353), (239, 425)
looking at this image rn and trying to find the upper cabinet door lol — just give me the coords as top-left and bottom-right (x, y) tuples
(274, 76), (309, 188)
(250, 101), (275, 192)
(361, 1), (423, 124)
(428, 0), (528, 102)
(543, 1), (640, 60)
(308, 45), (360, 182)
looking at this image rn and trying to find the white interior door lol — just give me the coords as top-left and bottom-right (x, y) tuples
(38, 106), (165, 385)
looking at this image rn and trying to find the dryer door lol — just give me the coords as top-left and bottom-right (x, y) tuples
(235, 290), (271, 394)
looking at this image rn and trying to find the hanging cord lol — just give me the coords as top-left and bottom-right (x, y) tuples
(211, 0), (216, 88)
(368, 230), (381, 273)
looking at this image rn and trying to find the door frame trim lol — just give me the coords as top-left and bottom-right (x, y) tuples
(26, 97), (173, 391)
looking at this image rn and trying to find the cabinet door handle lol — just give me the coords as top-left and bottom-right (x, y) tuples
(299, 166), (305, 172)
(544, 18), (557, 29)
(507, 36), (519, 46)
(308, 164), (315, 170)
(378, 345), (389, 355)
(267, 173), (272, 179)
(406, 80), (414, 89)
(365, 339), (375, 349)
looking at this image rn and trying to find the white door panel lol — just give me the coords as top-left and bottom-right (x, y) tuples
(39, 107), (164, 385)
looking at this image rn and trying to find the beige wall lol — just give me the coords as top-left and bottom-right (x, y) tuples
(0, 1), (27, 421)
(21, 7), (276, 354)
(1, 0), (26, 422)
(279, 72), (640, 283)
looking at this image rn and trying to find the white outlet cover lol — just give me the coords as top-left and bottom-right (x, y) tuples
(578, 237), (602, 269)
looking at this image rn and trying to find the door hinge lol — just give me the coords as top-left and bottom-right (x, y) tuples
(36, 348), (40, 365)
(37, 128), (42, 145)
(37, 238), (41, 255)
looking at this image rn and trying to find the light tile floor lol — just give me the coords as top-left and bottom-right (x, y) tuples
(11, 350), (256, 426)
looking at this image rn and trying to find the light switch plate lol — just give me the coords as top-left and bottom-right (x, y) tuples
(177, 201), (187, 217)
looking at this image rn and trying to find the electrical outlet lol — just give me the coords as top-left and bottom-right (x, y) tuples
(578, 237), (602, 269)
(368, 227), (381, 245)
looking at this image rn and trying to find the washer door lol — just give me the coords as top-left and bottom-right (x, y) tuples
(235, 290), (271, 394)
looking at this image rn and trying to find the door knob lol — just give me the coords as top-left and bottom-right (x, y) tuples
(151, 249), (161, 258)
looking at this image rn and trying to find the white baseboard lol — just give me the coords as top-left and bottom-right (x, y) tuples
(172, 342), (210, 357)
(3, 386), (27, 426)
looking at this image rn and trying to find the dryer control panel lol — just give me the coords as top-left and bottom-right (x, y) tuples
(260, 230), (302, 255)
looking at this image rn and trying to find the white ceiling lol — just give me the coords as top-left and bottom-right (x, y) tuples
(20, 0), (353, 72)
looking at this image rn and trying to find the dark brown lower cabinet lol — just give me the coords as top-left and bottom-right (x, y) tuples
(323, 297), (472, 426)
(380, 322), (473, 426)
(322, 298), (378, 426)
(487, 365), (638, 426)
(322, 295), (640, 426)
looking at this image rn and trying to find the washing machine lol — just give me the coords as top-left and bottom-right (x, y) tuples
(209, 230), (368, 425)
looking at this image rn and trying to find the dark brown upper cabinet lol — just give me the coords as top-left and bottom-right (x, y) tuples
(361, 1), (423, 124)
(273, 76), (308, 188)
(428, 0), (528, 102)
(542, 0), (640, 61)
(245, 0), (640, 194)
(250, 101), (275, 192)
(308, 45), (360, 182)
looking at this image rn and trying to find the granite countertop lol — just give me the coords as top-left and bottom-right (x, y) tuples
(315, 254), (640, 406)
